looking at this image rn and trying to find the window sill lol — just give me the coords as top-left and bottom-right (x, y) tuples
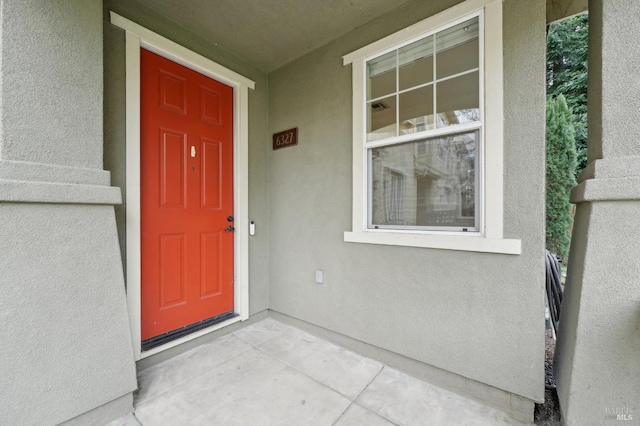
(344, 231), (521, 254)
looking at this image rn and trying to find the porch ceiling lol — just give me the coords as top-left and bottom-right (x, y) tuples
(547, 0), (588, 24)
(139, 0), (414, 72)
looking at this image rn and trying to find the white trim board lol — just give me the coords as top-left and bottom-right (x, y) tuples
(111, 13), (255, 90)
(110, 12), (254, 360)
(343, 0), (497, 65)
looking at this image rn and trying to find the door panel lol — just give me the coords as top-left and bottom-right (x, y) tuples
(159, 234), (186, 307)
(141, 49), (234, 341)
(200, 232), (222, 297)
(160, 130), (187, 208)
(201, 88), (221, 124)
(201, 140), (222, 208)
(159, 70), (187, 114)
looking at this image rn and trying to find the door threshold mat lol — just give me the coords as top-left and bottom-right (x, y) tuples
(142, 311), (237, 352)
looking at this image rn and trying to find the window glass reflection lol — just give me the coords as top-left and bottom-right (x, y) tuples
(367, 51), (396, 100)
(399, 36), (434, 90)
(435, 18), (479, 79)
(370, 131), (478, 229)
(435, 72), (479, 128)
(367, 96), (397, 141)
(399, 86), (434, 134)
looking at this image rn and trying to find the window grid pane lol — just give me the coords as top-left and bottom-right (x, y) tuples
(367, 95), (397, 141)
(399, 36), (434, 90)
(366, 16), (479, 142)
(367, 51), (396, 100)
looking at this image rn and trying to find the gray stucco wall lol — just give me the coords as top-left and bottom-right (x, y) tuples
(0, 1), (137, 424)
(554, 0), (640, 424)
(267, 0), (546, 406)
(1, 204), (137, 426)
(0, 0), (103, 169)
(103, 0), (271, 315)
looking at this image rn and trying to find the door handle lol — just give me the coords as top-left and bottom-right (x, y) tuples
(224, 226), (235, 232)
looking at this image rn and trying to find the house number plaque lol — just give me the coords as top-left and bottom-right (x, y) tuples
(273, 127), (298, 150)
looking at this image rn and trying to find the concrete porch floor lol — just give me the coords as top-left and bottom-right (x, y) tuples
(121, 318), (528, 425)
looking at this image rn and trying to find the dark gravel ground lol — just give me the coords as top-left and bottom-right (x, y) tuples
(534, 329), (563, 425)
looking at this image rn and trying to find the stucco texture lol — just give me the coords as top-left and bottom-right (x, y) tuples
(0, 0), (104, 169)
(103, 0), (271, 315)
(0, 204), (137, 426)
(553, 1), (640, 424)
(556, 201), (640, 425)
(267, 0), (546, 404)
(0, 2), (137, 424)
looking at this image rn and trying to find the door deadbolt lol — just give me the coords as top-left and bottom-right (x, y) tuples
(227, 216), (234, 222)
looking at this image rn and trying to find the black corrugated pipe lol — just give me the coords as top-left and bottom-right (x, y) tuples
(545, 250), (564, 335)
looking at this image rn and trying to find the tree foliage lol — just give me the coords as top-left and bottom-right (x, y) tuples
(545, 14), (587, 260)
(546, 95), (577, 261)
(547, 14), (588, 176)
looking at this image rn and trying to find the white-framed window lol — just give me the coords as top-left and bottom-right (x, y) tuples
(343, 0), (521, 254)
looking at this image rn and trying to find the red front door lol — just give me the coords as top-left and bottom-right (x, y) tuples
(140, 49), (234, 341)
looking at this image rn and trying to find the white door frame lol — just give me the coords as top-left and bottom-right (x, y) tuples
(110, 12), (254, 360)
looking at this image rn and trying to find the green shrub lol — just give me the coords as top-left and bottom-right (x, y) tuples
(546, 94), (577, 261)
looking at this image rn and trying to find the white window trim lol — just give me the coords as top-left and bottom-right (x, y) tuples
(110, 12), (255, 360)
(342, 0), (520, 255)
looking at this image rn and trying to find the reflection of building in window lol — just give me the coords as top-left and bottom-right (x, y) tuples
(414, 132), (476, 228)
(371, 148), (415, 226)
(385, 170), (403, 225)
(417, 140), (427, 155)
(370, 130), (476, 229)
